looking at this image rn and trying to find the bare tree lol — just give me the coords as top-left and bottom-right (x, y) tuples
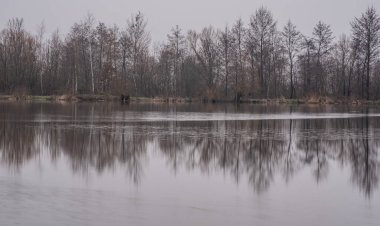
(126, 12), (151, 96)
(334, 34), (351, 96)
(36, 21), (46, 95)
(247, 7), (276, 98)
(351, 6), (380, 100)
(231, 18), (245, 101)
(167, 25), (185, 96)
(84, 14), (95, 94)
(45, 29), (62, 93)
(299, 36), (315, 95)
(218, 25), (234, 97)
(282, 20), (301, 99)
(188, 27), (220, 99)
(312, 21), (334, 95)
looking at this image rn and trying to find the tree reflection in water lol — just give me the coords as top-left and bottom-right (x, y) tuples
(0, 103), (380, 197)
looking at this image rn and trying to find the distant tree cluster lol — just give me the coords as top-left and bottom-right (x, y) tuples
(0, 7), (380, 100)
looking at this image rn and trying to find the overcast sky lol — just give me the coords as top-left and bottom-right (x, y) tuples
(1, 0), (380, 42)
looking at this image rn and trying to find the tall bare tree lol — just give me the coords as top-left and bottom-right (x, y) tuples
(167, 25), (185, 96)
(188, 27), (220, 99)
(218, 25), (234, 97)
(126, 12), (151, 96)
(36, 22), (46, 95)
(351, 6), (380, 100)
(312, 21), (334, 95)
(231, 18), (245, 101)
(282, 20), (301, 99)
(334, 34), (350, 96)
(247, 7), (276, 97)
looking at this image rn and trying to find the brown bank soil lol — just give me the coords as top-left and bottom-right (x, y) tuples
(1, 94), (380, 105)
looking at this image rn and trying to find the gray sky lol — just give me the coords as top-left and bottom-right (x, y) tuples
(1, 0), (380, 42)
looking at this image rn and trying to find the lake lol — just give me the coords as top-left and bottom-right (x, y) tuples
(0, 102), (380, 226)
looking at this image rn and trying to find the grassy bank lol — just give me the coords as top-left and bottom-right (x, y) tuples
(0, 94), (118, 102)
(1, 94), (380, 105)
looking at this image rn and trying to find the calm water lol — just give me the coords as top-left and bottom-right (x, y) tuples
(1, 102), (380, 226)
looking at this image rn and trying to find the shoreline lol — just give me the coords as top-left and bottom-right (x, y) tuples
(1, 94), (380, 105)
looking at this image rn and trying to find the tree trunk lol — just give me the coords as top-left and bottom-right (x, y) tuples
(89, 43), (94, 94)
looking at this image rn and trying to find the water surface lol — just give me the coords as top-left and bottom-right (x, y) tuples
(1, 102), (380, 226)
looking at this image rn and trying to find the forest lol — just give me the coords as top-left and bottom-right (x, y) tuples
(0, 6), (380, 101)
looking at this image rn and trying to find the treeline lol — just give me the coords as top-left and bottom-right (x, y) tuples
(0, 7), (380, 100)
